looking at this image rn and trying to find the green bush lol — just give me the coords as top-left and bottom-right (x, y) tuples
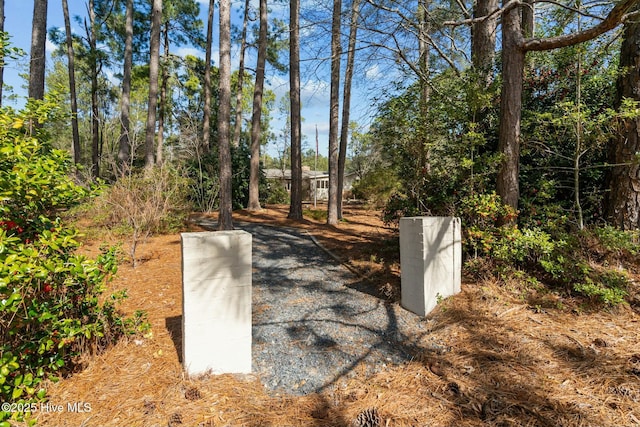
(184, 143), (269, 211)
(573, 271), (629, 306)
(593, 225), (640, 256)
(459, 192), (518, 257)
(303, 208), (327, 222)
(459, 192), (633, 306)
(353, 167), (400, 209)
(493, 228), (558, 265)
(381, 193), (420, 226)
(265, 181), (289, 205)
(0, 102), (146, 425)
(185, 150), (220, 213)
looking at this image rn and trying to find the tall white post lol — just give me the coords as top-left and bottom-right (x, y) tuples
(400, 217), (461, 316)
(181, 230), (252, 375)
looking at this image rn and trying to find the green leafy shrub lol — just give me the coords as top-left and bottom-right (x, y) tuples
(185, 150), (220, 213)
(493, 228), (559, 265)
(352, 167), (400, 209)
(573, 270), (629, 306)
(265, 181), (289, 205)
(459, 192), (632, 306)
(184, 144), (269, 211)
(0, 102), (145, 425)
(303, 208), (327, 222)
(593, 225), (640, 256)
(459, 192), (518, 257)
(381, 193), (421, 226)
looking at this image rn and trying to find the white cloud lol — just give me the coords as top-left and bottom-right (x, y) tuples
(266, 75), (289, 99)
(364, 64), (383, 81)
(46, 38), (58, 55)
(175, 46), (208, 61)
(302, 121), (328, 136)
(265, 72), (330, 109)
(301, 79), (330, 108)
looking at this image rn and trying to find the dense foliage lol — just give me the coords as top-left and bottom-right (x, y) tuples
(184, 143), (271, 212)
(0, 102), (146, 425)
(355, 42), (638, 306)
(5, 0), (639, 311)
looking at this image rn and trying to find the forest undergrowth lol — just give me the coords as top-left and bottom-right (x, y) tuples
(27, 204), (640, 427)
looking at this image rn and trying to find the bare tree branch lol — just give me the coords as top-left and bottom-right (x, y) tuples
(533, 0), (604, 20)
(523, 0), (638, 51)
(453, 0), (472, 19)
(441, 0), (522, 27)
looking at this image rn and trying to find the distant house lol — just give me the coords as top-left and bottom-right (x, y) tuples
(264, 166), (358, 201)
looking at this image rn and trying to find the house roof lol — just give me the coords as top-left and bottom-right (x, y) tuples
(264, 169), (330, 180)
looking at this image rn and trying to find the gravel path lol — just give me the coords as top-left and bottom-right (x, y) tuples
(199, 220), (434, 395)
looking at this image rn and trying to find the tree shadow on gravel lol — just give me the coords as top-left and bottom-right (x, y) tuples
(197, 220), (429, 395)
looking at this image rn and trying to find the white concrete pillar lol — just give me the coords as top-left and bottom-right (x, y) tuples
(400, 217), (461, 316)
(181, 230), (252, 375)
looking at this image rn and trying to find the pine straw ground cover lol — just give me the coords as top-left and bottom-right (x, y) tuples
(30, 205), (640, 427)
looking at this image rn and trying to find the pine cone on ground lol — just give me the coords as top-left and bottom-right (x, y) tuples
(353, 407), (382, 427)
(167, 412), (183, 427)
(184, 386), (202, 400)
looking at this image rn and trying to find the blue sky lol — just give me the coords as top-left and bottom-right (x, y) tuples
(2, 0), (382, 160)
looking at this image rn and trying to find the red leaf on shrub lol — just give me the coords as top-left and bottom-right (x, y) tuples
(0, 220), (17, 229)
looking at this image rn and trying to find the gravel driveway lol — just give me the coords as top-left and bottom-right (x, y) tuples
(199, 220), (433, 395)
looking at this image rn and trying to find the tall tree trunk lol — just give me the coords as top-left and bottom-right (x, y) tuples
(157, 23), (169, 164)
(288, 0), (303, 220)
(327, 0), (342, 226)
(232, 0), (250, 149)
(118, 0), (133, 172)
(496, 1), (524, 211)
(145, 0), (162, 169)
(417, 0), (431, 209)
(62, 0), (80, 165)
(607, 15), (640, 229)
(522, 0), (535, 39)
(337, 0), (360, 219)
(248, 0), (267, 211)
(495, 0), (635, 212)
(88, 0), (100, 178)
(29, 0), (47, 101)
(218, 0), (234, 230)
(202, 0), (214, 153)
(0, 0), (5, 106)
(471, 0), (498, 85)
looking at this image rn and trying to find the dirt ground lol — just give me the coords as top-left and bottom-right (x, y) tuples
(33, 204), (640, 427)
